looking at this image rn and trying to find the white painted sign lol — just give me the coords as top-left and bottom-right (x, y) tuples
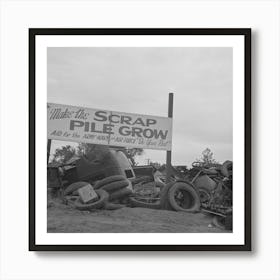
(47, 103), (172, 150)
(77, 184), (98, 203)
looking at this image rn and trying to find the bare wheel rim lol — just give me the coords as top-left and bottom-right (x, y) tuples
(174, 189), (195, 209)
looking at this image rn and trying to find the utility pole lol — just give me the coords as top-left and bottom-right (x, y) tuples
(47, 139), (52, 164)
(166, 93), (174, 183)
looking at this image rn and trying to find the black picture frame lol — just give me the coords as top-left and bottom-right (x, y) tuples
(29, 28), (251, 251)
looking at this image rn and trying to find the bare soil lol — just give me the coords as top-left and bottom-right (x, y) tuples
(47, 199), (229, 233)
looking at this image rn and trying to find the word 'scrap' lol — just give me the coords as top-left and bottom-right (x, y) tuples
(69, 111), (168, 140)
(93, 111), (157, 127)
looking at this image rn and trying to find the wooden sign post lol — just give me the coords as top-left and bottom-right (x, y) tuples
(166, 93), (174, 183)
(47, 139), (52, 164)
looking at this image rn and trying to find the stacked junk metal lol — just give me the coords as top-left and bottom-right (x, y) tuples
(47, 146), (233, 230)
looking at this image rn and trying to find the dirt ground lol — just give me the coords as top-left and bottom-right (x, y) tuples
(47, 199), (230, 233)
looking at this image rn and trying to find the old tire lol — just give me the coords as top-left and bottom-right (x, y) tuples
(168, 182), (200, 213)
(129, 197), (161, 209)
(104, 202), (125, 210)
(101, 179), (129, 193)
(64, 181), (89, 195)
(160, 182), (176, 210)
(65, 195), (79, 207)
(74, 189), (109, 210)
(95, 175), (126, 189)
(109, 188), (132, 201)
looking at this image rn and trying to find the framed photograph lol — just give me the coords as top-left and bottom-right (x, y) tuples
(29, 28), (251, 251)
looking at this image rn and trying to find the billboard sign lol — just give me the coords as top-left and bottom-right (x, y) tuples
(47, 103), (172, 150)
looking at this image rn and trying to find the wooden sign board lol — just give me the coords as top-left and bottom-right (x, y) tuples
(47, 103), (172, 151)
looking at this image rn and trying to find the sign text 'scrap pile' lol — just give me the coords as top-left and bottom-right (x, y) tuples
(47, 103), (172, 150)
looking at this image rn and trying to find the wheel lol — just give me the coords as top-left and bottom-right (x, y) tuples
(129, 197), (161, 209)
(212, 215), (226, 229)
(94, 175), (127, 189)
(159, 182), (175, 210)
(64, 181), (89, 195)
(100, 179), (129, 193)
(198, 187), (211, 203)
(168, 182), (201, 213)
(74, 189), (109, 210)
(109, 188), (132, 201)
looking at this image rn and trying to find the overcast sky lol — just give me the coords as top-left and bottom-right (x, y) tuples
(48, 47), (232, 166)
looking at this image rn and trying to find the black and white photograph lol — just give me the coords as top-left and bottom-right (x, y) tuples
(30, 29), (251, 250)
(5, 0), (280, 278)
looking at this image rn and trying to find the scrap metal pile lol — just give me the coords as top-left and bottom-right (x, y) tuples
(61, 175), (202, 213)
(187, 160), (233, 229)
(47, 148), (232, 230)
